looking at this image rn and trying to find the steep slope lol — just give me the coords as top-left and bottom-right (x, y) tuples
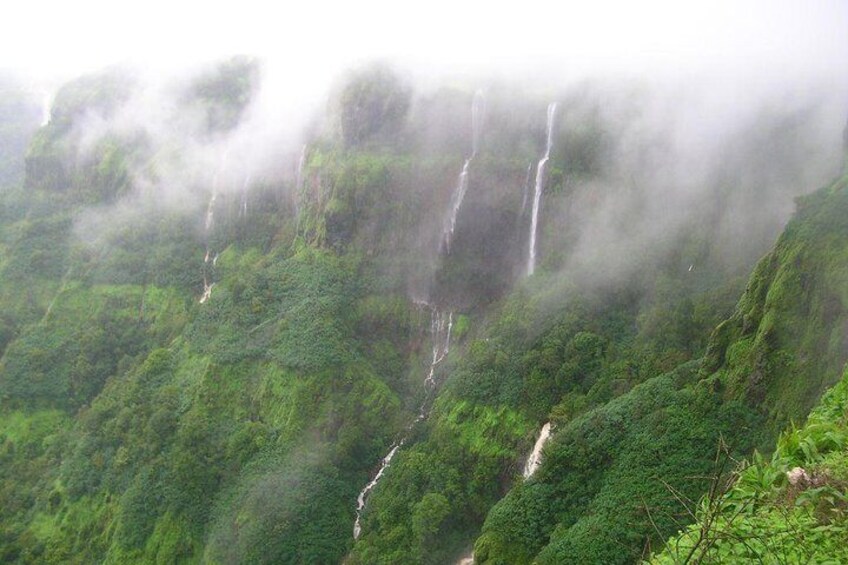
(468, 171), (848, 563)
(651, 364), (848, 563)
(704, 172), (848, 425)
(649, 169), (848, 563)
(0, 66), (421, 564)
(0, 64), (845, 565)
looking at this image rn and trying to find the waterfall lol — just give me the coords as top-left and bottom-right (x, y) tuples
(199, 281), (215, 304)
(296, 145), (307, 195)
(442, 90), (485, 254)
(353, 443), (402, 539)
(523, 422), (552, 479)
(425, 309), (453, 389)
(527, 102), (557, 276)
(200, 150), (228, 304)
(202, 191), (217, 304)
(240, 175), (251, 218)
(295, 144), (307, 214)
(204, 192), (217, 232)
(443, 160), (471, 254)
(353, 303), (454, 539)
(40, 91), (52, 127)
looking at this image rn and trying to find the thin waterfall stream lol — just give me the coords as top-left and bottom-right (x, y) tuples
(442, 90), (484, 253)
(200, 150), (228, 304)
(527, 102), (557, 276)
(353, 303), (453, 539)
(457, 421), (554, 564)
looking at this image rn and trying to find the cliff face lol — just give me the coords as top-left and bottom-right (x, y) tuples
(0, 65), (846, 564)
(646, 172), (848, 564)
(704, 173), (848, 425)
(469, 172), (848, 565)
(651, 362), (848, 564)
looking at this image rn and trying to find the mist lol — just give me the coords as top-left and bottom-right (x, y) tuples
(20, 53), (838, 309)
(3, 0), (846, 308)
(4, 4), (848, 563)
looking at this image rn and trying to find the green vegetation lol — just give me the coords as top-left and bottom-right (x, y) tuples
(1, 64), (847, 565)
(461, 174), (848, 564)
(336, 64), (411, 148)
(0, 69), (421, 563)
(651, 365), (848, 564)
(187, 56), (259, 134)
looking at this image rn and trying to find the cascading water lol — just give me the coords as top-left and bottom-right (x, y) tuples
(240, 175), (251, 218)
(522, 422), (552, 479)
(352, 93), (478, 544)
(424, 308), (453, 389)
(353, 302), (453, 539)
(40, 91), (52, 127)
(200, 151), (228, 304)
(443, 159), (471, 254)
(442, 90), (484, 253)
(200, 193), (216, 305)
(204, 192), (217, 232)
(527, 102), (557, 276)
(353, 443), (401, 539)
(199, 281), (214, 304)
(296, 145), (307, 196)
(200, 192), (217, 303)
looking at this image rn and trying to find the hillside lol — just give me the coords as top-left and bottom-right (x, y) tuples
(0, 62), (846, 565)
(651, 363), (848, 563)
(466, 171), (848, 564)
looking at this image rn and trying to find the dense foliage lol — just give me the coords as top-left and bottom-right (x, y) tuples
(651, 365), (848, 563)
(0, 64), (846, 565)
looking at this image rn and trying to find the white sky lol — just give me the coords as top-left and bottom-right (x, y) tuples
(3, 0), (846, 83)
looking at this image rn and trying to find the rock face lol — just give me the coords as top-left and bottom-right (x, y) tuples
(786, 466), (809, 486)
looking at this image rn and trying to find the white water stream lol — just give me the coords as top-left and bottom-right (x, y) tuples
(523, 422), (552, 479)
(442, 90), (484, 253)
(240, 175), (251, 217)
(352, 444), (401, 539)
(353, 303), (453, 539)
(204, 192), (217, 232)
(455, 421), (553, 564)
(40, 91), (52, 127)
(199, 150), (228, 304)
(527, 102), (557, 276)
